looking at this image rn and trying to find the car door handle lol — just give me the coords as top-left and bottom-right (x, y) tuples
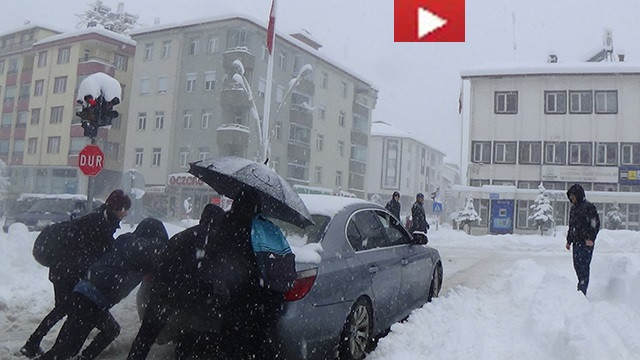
(401, 259), (409, 266)
(368, 266), (379, 274)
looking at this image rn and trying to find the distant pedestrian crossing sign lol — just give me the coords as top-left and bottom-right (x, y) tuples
(432, 202), (443, 213)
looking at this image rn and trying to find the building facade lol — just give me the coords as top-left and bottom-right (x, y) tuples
(125, 15), (377, 217)
(365, 121), (447, 217)
(461, 60), (640, 233)
(0, 25), (135, 198)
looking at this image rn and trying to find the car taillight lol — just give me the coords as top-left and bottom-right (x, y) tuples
(284, 268), (318, 302)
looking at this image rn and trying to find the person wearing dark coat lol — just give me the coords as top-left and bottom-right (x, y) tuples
(38, 217), (168, 360)
(565, 184), (600, 295)
(385, 191), (401, 221)
(411, 193), (430, 243)
(21, 189), (131, 359)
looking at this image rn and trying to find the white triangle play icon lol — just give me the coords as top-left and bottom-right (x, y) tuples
(418, 7), (447, 38)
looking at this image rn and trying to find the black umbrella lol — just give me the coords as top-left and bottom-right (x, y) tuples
(188, 156), (314, 228)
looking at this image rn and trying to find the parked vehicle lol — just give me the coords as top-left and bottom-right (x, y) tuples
(11, 194), (102, 232)
(136, 194), (442, 360)
(3, 194), (46, 232)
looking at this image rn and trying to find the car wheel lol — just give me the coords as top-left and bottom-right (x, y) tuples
(428, 263), (443, 302)
(339, 298), (373, 360)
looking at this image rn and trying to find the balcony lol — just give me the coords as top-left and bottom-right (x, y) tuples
(220, 83), (250, 107)
(352, 101), (369, 118)
(295, 77), (315, 97)
(77, 57), (116, 76)
(216, 123), (250, 148)
(290, 105), (313, 127)
(287, 142), (310, 163)
(223, 47), (255, 71)
(0, 39), (37, 56)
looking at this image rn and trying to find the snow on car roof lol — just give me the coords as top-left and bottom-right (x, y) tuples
(300, 194), (369, 217)
(17, 193), (89, 202)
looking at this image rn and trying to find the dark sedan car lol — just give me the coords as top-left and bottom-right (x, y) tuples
(13, 196), (102, 231)
(137, 194), (442, 360)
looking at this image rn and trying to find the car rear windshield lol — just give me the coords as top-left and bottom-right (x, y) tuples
(271, 214), (329, 246)
(28, 199), (75, 214)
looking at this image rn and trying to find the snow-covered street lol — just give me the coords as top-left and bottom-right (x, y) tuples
(2, 223), (640, 359)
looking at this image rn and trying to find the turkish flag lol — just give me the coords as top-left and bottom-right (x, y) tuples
(266, 0), (277, 55)
(394, 0), (465, 42)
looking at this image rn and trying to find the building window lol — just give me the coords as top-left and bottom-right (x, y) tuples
(336, 171), (343, 187)
(518, 141), (541, 164)
(37, 51), (47, 68)
(337, 140), (345, 157)
(0, 60), (3, 74)
(317, 104), (326, 120)
(1, 114), (11, 129)
(621, 143), (640, 165)
(31, 108), (41, 125)
(544, 141), (567, 165)
(276, 86), (285, 103)
(155, 111), (164, 130)
(544, 90), (566, 114)
(338, 111), (346, 127)
(321, 71), (328, 89)
(53, 76), (67, 94)
(179, 148), (189, 167)
(494, 142), (517, 164)
(0, 140), (8, 155)
(19, 84), (30, 99)
(569, 142), (592, 165)
(596, 142), (618, 166)
(183, 111), (192, 129)
(278, 51), (286, 69)
(16, 111), (27, 127)
(57, 48), (70, 64)
(202, 112), (212, 129)
(144, 43), (153, 61)
(50, 106), (64, 123)
(472, 141), (491, 163)
(189, 37), (200, 55)
(134, 148), (143, 166)
(28, 138), (37, 154)
(342, 81), (348, 98)
(34, 80), (44, 96)
(274, 122), (281, 140)
(569, 91), (593, 114)
(227, 28), (251, 48)
(162, 40), (171, 59)
(47, 136), (60, 153)
(140, 78), (150, 95)
(135, 113), (146, 130)
(207, 36), (218, 53)
(115, 53), (128, 71)
(494, 91), (518, 114)
(198, 148), (210, 161)
(12, 139), (23, 155)
(314, 166), (323, 183)
(384, 139), (399, 187)
(205, 71), (216, 91)
(157, 76), (168, 94)
(316, 134), (324, 151)
(152, 148), (161, 166)
(595, 90), (618, 114)
(186, 73), (196, 92)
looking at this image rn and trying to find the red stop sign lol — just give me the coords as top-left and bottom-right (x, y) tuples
(78, 145), (105, 176)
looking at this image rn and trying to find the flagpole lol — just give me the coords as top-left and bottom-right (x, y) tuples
(262, 0), (277, 163)
(459, 79), (464, 185)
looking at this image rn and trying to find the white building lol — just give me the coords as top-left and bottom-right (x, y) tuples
(365, 120), (448, 217)
(459, 59), (640, 233)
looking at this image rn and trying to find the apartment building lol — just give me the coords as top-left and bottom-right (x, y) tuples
(125, 15), (377, 217)
(460, 57), (640, 233)
(365, 121), (447, 216)
(0, 25), (135, 198)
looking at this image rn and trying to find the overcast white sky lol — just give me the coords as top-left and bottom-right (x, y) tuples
(2, 0), (640, 168)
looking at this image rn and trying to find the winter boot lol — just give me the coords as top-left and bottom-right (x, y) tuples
(19, 341), (44, 359)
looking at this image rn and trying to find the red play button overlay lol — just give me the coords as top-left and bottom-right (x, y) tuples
(394, 0), (465, 42)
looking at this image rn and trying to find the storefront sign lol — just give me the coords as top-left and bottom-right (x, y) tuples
(619, 166), (640, 185)
(167, 173), (207, 187)
(541, 166), (618, 183)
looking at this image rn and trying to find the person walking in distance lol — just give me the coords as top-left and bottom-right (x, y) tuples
(385, 191), (401, 221)
(20, 189), (131, 358)
(411, 193), (429, 244)
(565, 184), (600, 295)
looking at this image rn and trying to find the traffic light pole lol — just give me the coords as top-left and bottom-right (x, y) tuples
(86, 137), (97, 209)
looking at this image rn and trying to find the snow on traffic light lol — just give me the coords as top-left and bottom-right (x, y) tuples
(75, 73), (122, 139)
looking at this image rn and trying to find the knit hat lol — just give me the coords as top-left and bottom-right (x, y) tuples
(105, 189), (131, 212)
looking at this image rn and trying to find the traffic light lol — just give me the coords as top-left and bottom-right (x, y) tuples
(76, 94), (120, 139)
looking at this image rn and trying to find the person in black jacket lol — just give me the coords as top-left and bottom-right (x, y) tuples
(21, 189), (131, 358)
(565, 184), (600, 295)
(385, 191), (401, 221)
(38, 217), (168, 360)
(411, 193), (430, 244)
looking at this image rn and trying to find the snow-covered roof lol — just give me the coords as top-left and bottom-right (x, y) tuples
(0, 23), (63, 39)
(370, 121), (447, 156)
(301, 194), (368, 217)
(33, 27), (135, 46)
(129, 14), (375, 89)
(461, 62), (640, 78)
